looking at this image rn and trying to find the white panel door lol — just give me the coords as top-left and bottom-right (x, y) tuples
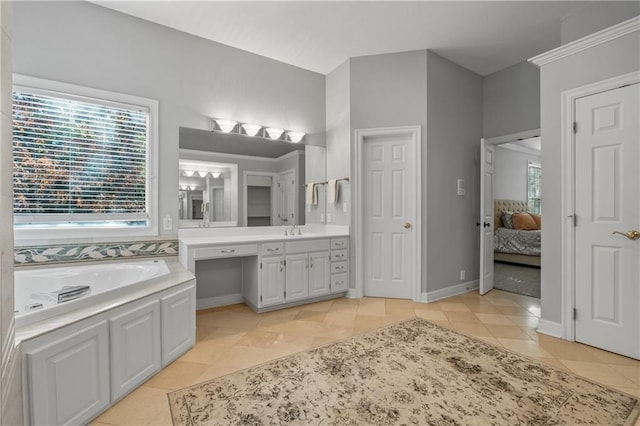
(277, 171), (296, 225)
(308, 251), (331, 297)
(27, 321), (110, 426)
(110, 300), (161, 401)
(285, 253), (309, 301)
(575, 84), (639, 359)
(479, 139), (495, 295)
(261, 256), (285, 306)
(363, 135), (415, 298)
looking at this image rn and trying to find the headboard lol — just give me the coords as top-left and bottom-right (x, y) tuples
(494, 199), (530, 228)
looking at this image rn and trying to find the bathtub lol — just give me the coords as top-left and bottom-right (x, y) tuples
(15, 260), (171, 327)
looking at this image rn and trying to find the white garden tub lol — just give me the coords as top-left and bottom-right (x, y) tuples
(15, 260), (170, 327)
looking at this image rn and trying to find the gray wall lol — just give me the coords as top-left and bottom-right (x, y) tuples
(12, 1), (325, 238)
(483, 61), (540, 138)
(426, 51), (483, 293)
(494, 147), (541, 202)
(325, 60), (352, 226)
(561, 2), (639, 44)
(349, 50), (428, 290)
(539, 32), (639, 323)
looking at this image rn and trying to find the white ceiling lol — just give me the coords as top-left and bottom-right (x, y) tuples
(91, 1), (598, 76)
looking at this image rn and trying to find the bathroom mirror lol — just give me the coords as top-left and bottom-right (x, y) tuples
(179, 127), (326, 228)
(178, 158), (238, 227)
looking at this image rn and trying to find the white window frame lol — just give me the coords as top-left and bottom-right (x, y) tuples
(527, 161), (541, 214)
(12, 74), (159, 242)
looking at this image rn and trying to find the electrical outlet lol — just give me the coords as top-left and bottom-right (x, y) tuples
(457, 179), (465, 196)
(460, 269), (466, 281)
(163, 214), (173, 231)
(327, 213), (332, 223)
(342, 202), (347, 213)
(320, 213), (325, 223)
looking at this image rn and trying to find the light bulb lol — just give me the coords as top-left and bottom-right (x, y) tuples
(211, 172), (221, 179)
(242, 123), (262, 136)
(182, 170), (195, 177)
(287, 131), (305, 143)
(215, 119), (237, 133)
(265, 127), (284, 140)
(197, 171), (208, 178)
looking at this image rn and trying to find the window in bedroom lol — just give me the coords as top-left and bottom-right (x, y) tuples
(527, 161), (541, 214)
(12, 75), (159, 240)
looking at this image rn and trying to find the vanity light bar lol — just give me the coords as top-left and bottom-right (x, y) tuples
(212, 118), (305, 144)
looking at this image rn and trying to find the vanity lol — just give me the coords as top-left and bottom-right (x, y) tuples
(178, 126), (349, 311)
(179, 225), (350, 312)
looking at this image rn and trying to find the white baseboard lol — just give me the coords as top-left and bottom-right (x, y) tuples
(536, 319), (563, 338)
(421, 280), (479, 303)
(196, 293), (244, 310)
(346, 288), (361, 299)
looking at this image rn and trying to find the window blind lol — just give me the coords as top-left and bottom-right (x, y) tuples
(12, 89), (150, 225)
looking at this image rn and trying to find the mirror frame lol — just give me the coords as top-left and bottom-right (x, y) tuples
(179, 149), (239, 228)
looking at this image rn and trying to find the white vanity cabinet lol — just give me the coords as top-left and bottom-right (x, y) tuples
(22, 281), (196, 426)
(244, 238), (339, 312)
(260, 255), (286, 306)
(110, 299), (161, 401)
(26, 320), (110, 426)
(330, 238), (350, 293)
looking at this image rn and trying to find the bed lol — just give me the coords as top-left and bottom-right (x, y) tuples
(493, 199), (541, 267)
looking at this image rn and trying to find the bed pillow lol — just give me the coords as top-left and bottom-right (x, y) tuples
(530, 213), (542, 229)
(501, 211), (514, 229)
(512, 212), (538, 231)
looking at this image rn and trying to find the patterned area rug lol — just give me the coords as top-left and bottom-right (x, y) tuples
(168, 318), (639, 425)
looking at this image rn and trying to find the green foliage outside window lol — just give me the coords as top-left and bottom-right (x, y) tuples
(13, 91), (148, 219)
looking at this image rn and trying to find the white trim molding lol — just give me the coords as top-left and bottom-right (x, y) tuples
(354, 125), (422, 302)
(529, 16), (639, 67)
(422, 280), (479, 303)
(560, 71), (640, 341)
(537, 319), (563, 338)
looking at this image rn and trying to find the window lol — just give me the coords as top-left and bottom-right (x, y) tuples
(527, 162), (541, 214)
(12, 75), (158, 240)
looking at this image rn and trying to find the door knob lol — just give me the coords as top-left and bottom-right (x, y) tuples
(612, 230), (640, 240)
(404, 222), (411, 229)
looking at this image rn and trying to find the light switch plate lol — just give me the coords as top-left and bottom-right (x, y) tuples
(457, 179), (466, 196)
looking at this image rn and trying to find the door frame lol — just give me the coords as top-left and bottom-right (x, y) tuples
(242, 171), (277, 226)
(560, 71), (640, 341)
(353, 125), (422, 301)
(481, 130), (541, 295)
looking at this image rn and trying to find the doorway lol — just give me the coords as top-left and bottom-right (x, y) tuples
(480, 130), (542, 297)
(354, 126), (422, 301)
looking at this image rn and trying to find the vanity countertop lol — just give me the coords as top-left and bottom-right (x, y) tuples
(178, 225), (349, 247)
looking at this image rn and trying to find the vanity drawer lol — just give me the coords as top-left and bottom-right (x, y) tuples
(330, 250), (348, 262)
(331, 273), (349, 293)
(330, 238), (349, 250)
(285, 238), (330, 254)
(261, 242), (284, 256)
(331, 261), (349, 275)
(194, 244), (258, 259)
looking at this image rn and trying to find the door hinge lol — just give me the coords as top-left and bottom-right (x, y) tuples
(568, 214), (577, 227)
(284, 291), (287, 298)
(260, 262), (262, 269)
(260, 295), (262, 302)
(573, 308), (577, 320)
(573, 122), (577, 134)
(284, 260), (286, 267)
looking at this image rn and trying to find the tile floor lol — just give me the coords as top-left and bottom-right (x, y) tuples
(92, 290), (640, 425)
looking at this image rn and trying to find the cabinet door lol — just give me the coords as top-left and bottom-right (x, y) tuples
(309, 252), (331, 297)
(110, 300), (161, 401)
(161, 284), (196, 366)
(261, 256), (285, 306)
(27, 321), (109, 426)
(285, 253), (309, 301)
